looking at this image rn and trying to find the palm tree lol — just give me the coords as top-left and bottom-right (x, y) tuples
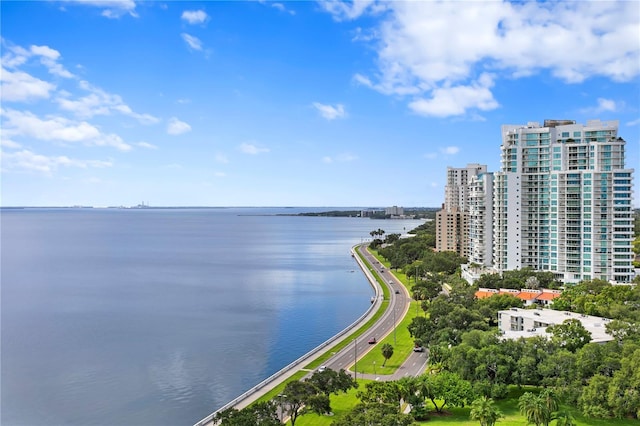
(518, 391), (556, 426)
(538, 389), (558, 418)
(381, 343), (394, 366)
(518, 392), (545, 426)
(470, 396), (503, 426)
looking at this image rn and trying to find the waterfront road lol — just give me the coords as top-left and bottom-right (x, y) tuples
(318, 245), (428, 380)
(195, 244), (427, 426)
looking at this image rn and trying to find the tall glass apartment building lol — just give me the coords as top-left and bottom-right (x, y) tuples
(492, 119), (634, 284)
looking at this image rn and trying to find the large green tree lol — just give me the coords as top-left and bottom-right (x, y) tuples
(607, 348), (640, 419)
(215, 401), (281, 426)
(330, 402), (414, 426)
(306, 368), (357, 397)
(423, 371), (473, 413)
(546, 319), (592, 352)
(281, 380), (323, 425)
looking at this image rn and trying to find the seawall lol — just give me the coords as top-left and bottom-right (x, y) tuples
(193, 244), (381, 426)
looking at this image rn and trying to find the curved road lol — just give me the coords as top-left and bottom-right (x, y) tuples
(317, 244), (428, 380)
(195, 244), (427, 425)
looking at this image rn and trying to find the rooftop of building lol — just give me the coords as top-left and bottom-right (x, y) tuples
(498, 307), (613, 343)
(475, 288), (562, 302)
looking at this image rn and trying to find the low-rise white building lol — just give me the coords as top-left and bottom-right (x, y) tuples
(498, 308), (613, 343)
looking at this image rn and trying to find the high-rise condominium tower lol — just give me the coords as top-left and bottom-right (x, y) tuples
(436, 164), (487, 258)
(468, 171), (494, 267)
(493, 119), (634, 284)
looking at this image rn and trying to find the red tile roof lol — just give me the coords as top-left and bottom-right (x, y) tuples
(475, 290), (497, 299)
(517, 291), (541, 300)
(537, 292), (561, 301)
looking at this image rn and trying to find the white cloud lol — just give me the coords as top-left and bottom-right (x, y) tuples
(330, 1), (640, 117)
(1, 45), (30, 68)
(167, 117), (191, 135)
(214, 171), (226, 177)
(627, 117), (640, 126)
(215, 153), (229, 163)
(30, 45), (60, 61)
(440, 146), (460, 155)
(319, 0), (382, 21)
(408, 74), (499, 117)
(1, 138), (22, 149)
(58, 0), (138, 18)
(580, 97), (621, 115)
(181, 10), (208, 25)
(56, 80), (159, 124)
(239, 143), (269, 155)
(424, 152), (437, 160)
(1, 108), (132, 151)
(0, 67), (56, 102)
(312, 102), (347, 120)
(181, 33), (203, 51)
(596, 98), (618, 112)
(136, 141), (157, 149)
(30, 45), (74, 78)
(2, 43), (74, 79)
(1, 149), (112, 174)
(271, 3), (295, 15)
(323, 153), (358, 163)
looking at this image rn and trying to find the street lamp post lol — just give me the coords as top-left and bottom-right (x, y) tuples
(373, 361), (376, 375)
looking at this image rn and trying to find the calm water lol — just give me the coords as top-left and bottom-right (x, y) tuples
(1, 208), (422, 426)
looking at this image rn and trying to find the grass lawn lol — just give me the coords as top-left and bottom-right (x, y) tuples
(353, 297), (423, 375)
(296, 385), (639, 426)
(354, 250), (426, 375)
(294, 385), (362, 426)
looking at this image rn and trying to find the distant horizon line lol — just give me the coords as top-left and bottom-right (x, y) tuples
(0, 205), (443, 210)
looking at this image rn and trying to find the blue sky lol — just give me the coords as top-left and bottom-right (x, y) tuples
(1, 0), (639, 207)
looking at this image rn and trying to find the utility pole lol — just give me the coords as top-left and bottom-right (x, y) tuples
(354, 338), (357, 382)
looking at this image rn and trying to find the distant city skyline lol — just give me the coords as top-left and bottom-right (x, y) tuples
(1, 1), (638, 207)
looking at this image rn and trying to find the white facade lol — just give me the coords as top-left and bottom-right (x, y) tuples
(385, 206), (404, 216)
(437, 164), (487, 257)
(444, 164), (487, 211)
(492, 120), (634, 284)
(498, 308), (613, 343)
(468, 172), (494, 266)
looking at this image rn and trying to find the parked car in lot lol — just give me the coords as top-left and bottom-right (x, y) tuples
(368, 337), (377, 344)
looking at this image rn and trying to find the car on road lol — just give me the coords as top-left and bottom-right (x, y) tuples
(317, 366), (327, 372)
(368, 337), (377, 344)
(413, 346), (424, 352)
(394, 289), (400, 294)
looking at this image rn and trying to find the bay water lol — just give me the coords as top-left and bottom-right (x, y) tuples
(1, 208), (422, 426)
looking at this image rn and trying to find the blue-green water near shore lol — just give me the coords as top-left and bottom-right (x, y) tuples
(1, 208), (422, 426)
